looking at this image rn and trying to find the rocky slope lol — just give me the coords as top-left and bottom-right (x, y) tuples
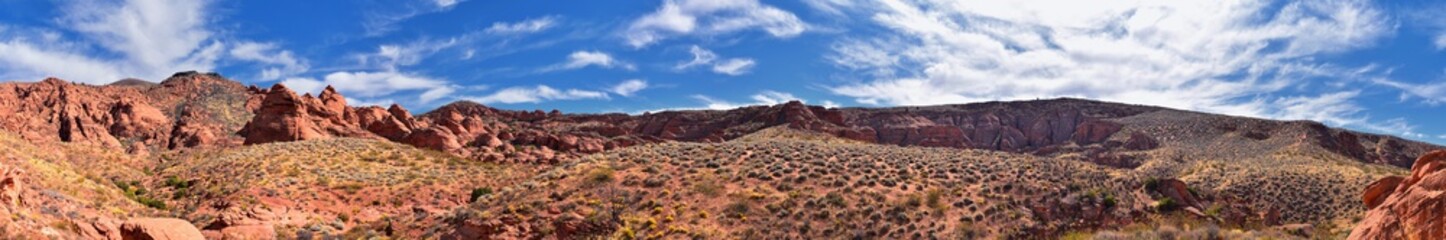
(0, 72), (252, 155)
(1350, 150), (1446, 239)
(432, 127), (1402, 239)
(0, 131), (204, 239)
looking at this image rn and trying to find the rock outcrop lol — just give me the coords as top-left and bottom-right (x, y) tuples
(1350, 150), (1446, 239)
(120, 218), (206, 240)
(0, 72), (252, 153)
(237, 85), (381, 144)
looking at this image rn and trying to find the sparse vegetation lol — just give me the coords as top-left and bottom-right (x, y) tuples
(469, 187), (493, 203)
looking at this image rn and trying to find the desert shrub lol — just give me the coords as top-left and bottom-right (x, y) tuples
(470, 187), (493, 203)
(587, 166), (615, 185)
(1154, 197), (1179, 212)
(136, 196), (167, 210)
(1060, 231), (1093, 240)
(1153, 225), (1180, 239)
(1204, 203), (1223, 217)
(692, 173), (724, 197)
(724, 200), (751, 219)
(925, 189), (947, 210)
(1089, 231), (1132, 240)
(823, 192), (846, 207)
(164, 176), (191, 189)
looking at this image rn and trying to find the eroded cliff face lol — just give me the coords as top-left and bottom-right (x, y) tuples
(0, 72), (251, 154)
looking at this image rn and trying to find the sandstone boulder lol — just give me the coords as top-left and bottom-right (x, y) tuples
(120, 218), (205, 240)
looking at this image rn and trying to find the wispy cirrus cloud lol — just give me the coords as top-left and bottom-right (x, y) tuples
(609, 79), (650, 97)
(230, 41), (308, 81)
(486, 16), (559, 35)
(539, 50), (635, 72)
(688, 90), (804, 110)
(363, 0), (469, 36)
(624, 0), (807, 48)
(281, 71), (458, 104)
(1373, 77), (1446, 106)
(467, 85), (609, 104)
(676, 45), (756, 76)
(824, 0), (1401, 134)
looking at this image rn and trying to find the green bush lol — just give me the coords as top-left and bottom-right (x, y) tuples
(1154, 197), (1179, 212)
(470, 187), (493, 203)
(136, 196), (167, 210)
(587, 166), (615, 185)
(164, 176), (192, 189)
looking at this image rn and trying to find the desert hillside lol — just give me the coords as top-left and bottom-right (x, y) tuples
(0, 73), (1438, 239)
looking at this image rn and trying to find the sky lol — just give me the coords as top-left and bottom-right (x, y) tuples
(0, 0), (1444, 144)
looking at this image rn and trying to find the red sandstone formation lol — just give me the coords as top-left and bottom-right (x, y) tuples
(0, 72), (252, 154)
(1350, 150), (1446, 239)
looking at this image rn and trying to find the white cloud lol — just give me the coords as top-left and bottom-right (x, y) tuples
(712, 58), (756, 76)
(0, 0), (223, 83)
(676, 45), (756, 76)
(1268, 91), (1365, 126)
(610, 79), (650, 97)
(0, 39), (130, 82)
(750, 90), (800, 105)
(280, 77), (326, 95)
(435, 0), (462, 8)
(821, 100), (840, 108)
(1358, 118), (1425, 139)
(364, 0), (467, 36)
(468, 85), (609, 104)
(230, 42), (308, 81)
(347, 97), (398, 107)
(690, 90), (804, 110)
(486, 16), (558, 35)
(1373, 78), (1446, 105)
(1435, 35), (1446, 50)
(625, 0), (807, 47)
(283, 71), (457, 103)
(541, 51), (634, 72)
(828, 38), (900, 77)
(676, 45), (719, 70)
(356, 38), (461, 70)
(826, 0), (1389, 120)
(802, 0), (857, 17)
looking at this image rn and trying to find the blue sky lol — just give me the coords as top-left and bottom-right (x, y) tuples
(0, 0), (1444, 145)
